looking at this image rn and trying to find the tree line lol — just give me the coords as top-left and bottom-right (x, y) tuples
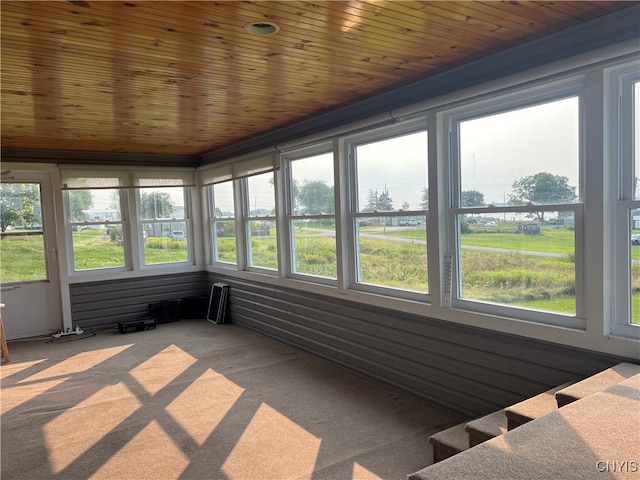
(0, 172), (575, 232)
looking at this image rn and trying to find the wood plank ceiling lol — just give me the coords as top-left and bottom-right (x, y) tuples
(1, 1), (635, 157)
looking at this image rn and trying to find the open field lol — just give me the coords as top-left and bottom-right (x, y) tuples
(0, 233), (46, 282)
(2, 226), (639, 324)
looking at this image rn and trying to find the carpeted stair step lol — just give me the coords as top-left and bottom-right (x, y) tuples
(505, 382), (573, 430)
(428, 422), (469, 463)
(554, 362), (640, 407)
(408, 374), (640, 480)
(464, 409), (507, 447)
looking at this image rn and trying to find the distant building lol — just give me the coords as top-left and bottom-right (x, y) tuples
(82, 209), (120, 222)
(517, 221), (541, 234)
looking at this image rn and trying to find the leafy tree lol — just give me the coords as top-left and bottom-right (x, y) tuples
(420, 188), (429, 210)
(140, 191), (175, 219)
(462, 190), (485, 207)
(297, 180), (334, 214)
(511, 172), (576, 221)
(69, 190), (94, 222)
(0, 183), (41, 232)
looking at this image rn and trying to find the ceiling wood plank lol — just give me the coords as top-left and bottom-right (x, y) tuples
(1, 0), (635, 157)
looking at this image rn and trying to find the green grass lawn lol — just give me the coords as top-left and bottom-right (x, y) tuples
(461, 228), (574, 255)
(0, 234), (47, 282)
(2, 226), (639, 324)
(72, 231), (125, 270)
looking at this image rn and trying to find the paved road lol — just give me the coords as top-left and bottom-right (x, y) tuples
(300, 227), (571, 258)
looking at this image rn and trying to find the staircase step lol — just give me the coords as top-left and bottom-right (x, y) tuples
(555, 362), (640, 407)
(428, 423), (469, 463)
(465, 409), (507, 447)
(505, 382), (573, 430)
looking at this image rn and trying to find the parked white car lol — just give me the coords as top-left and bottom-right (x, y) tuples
(400, 219), (421, 226)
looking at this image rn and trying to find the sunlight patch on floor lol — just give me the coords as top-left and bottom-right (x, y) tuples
(21, 345), (133, 383)
(223, 402), (322, 480)
(129, 344), (197, 396)
(352, 462), (386, 480)
(0, 359), (46, 380)
(165, 368), (244, 446)
(89, 420), (190, 480)
(44, 382), (142, 474)
(1, 378), (65, 414)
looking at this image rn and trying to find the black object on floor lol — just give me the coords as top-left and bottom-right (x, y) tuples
(149, 299), (181, 324)
(118, 317), (157, 334)
(180, 296), (209, 319)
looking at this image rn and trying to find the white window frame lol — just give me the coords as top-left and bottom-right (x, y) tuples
(344, 119), (430, 301)
(443, 76), (586, 329)
(610, 62), (640, 338)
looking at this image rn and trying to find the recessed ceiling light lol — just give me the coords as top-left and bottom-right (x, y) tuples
(243, 22), (279, 36)
(122, 120), (142, 127)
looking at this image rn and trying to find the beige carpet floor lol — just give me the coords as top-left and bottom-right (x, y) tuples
(1, 320), (464, 480)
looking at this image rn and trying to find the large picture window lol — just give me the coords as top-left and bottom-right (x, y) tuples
(449, 92), (582, 320)
(631, 80), (640, 326)
(348, 125), (429, 295)
(612, 63), (640, 336)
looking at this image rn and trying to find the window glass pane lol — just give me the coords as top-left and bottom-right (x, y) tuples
(139, 187), (185, 220)
(291, 219), (336, 278)
(0, 182), (47, 282)
(630, 210), (640, 325)
(212, 182), (237, 264)
(214, 220), (237, 263)
(458, 211), (575, 314)
(70, 189), (121, 223)
(631, 83), (640, 324)
(213, 182), (235, 217)
(634, 81), (640, 201)
(290, 153), (334, 215)
(138, 187), (188, 266)
(356, 215), (428, 292)
(248, 219), (277, 269)
(73, 225), (125, 270)
(356, 131), (428, 213)
(460, 97), (579, 207)
(247, 173), (275, 216)
(69, 189), (125, 271)
(142, 222), (189, 265)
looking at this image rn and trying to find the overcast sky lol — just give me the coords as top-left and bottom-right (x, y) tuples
(460, 97), (579, 205)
